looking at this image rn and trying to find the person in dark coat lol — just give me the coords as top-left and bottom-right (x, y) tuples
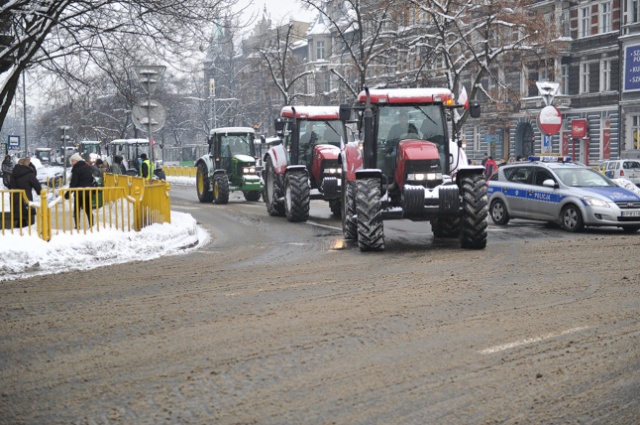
(66, 153), (95, 229)
(11, 157), (42, 227)
(2, 155), (14, 188)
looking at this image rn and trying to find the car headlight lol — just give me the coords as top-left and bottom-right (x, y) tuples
(407, 173), (442, 181)
(583, 197), (610, 208)
(323, 168), (341, 175)
(242, 167), (256, 174)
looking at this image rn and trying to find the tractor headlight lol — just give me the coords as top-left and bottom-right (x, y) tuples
(323, 168), (342, 175)
(242, 166), (256, 174)
(407, 173), (442, 181)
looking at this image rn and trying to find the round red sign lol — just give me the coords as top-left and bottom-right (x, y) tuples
(537, 105), (562, 135)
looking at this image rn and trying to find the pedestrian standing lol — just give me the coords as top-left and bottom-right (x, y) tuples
(139, 153), (154, 180)
(484, 156), (498, 178)
(111, 155), (125, 175)
(10, 157), (42, 227)
(66, 153), (95, 229)
(2, 155), (14, 188)
(481, 153), (488, 166)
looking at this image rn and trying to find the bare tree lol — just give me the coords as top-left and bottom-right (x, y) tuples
(0, 0), (238, 130)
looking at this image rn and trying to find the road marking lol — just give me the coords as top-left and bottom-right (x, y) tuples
(479, 326), (590, 355)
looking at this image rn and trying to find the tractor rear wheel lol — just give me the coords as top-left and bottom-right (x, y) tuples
(213, 174), (230, 204)
(341, 173), (357, 240)
(356, 177), (384, 251)
(196, 162), (213, 203)
(264, 157), (285, 216)
(284, 171), (310, 222)
(460, 174), (488, 249)
(243, 190), (261, 202)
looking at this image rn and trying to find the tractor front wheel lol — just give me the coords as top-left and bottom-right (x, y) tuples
(213, 174), (230, 204)
(460, 174), (488, 249)
(341, 172), (357, 240)
(284, 171), (310, 222)
(196, 162), (213, 203)
(356, 177), (384, 251)
(329, 199), (341, 218)
(244, 190), (261, 202)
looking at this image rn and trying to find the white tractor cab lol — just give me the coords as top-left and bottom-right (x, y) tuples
(54, 146), (77, 166)
(77, 140), (105, 164)
(338, 87), (486, 251)
(34, 148), (53, 164)
(262, 106), (349, 222)
(254, 136), (281, 177)
(107, 138), (165, 179)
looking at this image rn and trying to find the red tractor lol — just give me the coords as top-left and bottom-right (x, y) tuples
(262, 106), (346, 221)
(339, 87), (488, 251)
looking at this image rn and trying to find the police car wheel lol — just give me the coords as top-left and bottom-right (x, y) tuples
(490, 199), (509, 225)
(560, 204), (584, 232)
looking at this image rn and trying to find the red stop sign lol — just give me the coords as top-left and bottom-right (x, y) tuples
(538, 105), (562, 135)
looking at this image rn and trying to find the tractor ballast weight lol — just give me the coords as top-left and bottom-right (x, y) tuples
(262, 105), (348, 221)
(195, 127), (263, 204)
(339, 87), (488, 251)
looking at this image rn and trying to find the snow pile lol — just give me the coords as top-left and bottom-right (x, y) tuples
(0, 211), (210, 282)
(613, 178), (640, 196)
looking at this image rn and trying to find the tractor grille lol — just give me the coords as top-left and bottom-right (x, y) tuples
(236, 161), (256, 176)
(320, 159), (340, 180)
(404, 159), (442, 188)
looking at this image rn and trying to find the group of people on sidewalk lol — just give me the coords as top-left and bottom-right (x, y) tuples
(482, 154), (526, 178)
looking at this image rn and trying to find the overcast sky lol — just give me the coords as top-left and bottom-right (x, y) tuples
(235, 0), (316, 25)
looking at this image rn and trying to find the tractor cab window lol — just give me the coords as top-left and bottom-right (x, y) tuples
(220, 135), (254, 157)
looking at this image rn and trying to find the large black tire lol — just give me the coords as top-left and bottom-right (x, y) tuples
(356, 177), (385, 251)
(196, 162), (213, 203)
(264, 158), (285, 216)
(560, 204), (584, 232)
(431, 216), (460, 238)
(284, 171), (310, 222)
(460, 174), (488, 249)
(244, 190), (261, 202)
(329, 199), (341, 218)
(489, 198), (510, 225)
(213, 173), (230, 204)
(341, 173), (357, 240)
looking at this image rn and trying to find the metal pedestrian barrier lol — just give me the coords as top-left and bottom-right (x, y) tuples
(0, 174), (171, 241)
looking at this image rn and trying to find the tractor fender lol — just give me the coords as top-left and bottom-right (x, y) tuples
(455, 166), (485, 187)
(265, 144), (289, 175)
(342, 140), (364, 182)
(213, 169), (227, 177)
(195, 155), (215, 177)
(285, 165), (308, 176)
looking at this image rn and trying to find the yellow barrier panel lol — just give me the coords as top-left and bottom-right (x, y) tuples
(164, 166), (197, 178)
(2, 174), (170, 241)
(0, 189), (35, 236)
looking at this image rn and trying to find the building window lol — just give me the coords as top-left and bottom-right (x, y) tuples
(580, 6), (590, 38)
(628, 0), (640, 24)
(631, 115), (640, 150)
(561, 65), (569, 95)
(561, 9), (571, 38)
(600, 59), (611, 91)
(316, 41), (324, 60)
(600, 2), (612, 33)
(324, 73), (331, 93)
(580, 62), (591, 93)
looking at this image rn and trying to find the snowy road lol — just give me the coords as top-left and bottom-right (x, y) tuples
(1, 183), (639, 424)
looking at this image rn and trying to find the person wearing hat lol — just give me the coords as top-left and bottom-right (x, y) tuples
(66, 152), (95, 229)
(10, 157), (42, 227)
(139, 153), (153, 180)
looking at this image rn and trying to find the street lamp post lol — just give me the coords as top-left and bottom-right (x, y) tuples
(59, 126), (71, 185)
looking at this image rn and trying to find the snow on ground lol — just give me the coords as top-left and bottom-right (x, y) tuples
(0, 175), (205, 282)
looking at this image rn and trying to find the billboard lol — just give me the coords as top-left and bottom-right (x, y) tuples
(624, 44), (640, 92)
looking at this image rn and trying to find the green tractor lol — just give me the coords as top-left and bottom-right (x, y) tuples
(195, 127), (263, 204)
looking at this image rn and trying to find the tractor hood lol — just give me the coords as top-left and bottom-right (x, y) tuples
(313, 144), (340, 160)
(234, 154), (256, 163)
(398, 140), (440, 161)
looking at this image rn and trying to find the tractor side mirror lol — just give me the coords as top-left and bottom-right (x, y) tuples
(260, 135), (265, 144)
(469, 101), (481, 118)
(118, 145), (123, 152)
(339, 104), (352, 122)
(274, 118), (285, 133)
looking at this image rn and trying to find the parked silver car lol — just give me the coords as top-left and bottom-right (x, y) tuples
(487, 157), (640, 232)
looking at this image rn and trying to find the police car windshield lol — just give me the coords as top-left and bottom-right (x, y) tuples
(555, 168), (616, 188)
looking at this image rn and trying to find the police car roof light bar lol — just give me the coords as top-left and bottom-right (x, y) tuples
(528, 155), (572, 163)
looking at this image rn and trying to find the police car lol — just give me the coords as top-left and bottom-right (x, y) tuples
(487, 156), (640, 232)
